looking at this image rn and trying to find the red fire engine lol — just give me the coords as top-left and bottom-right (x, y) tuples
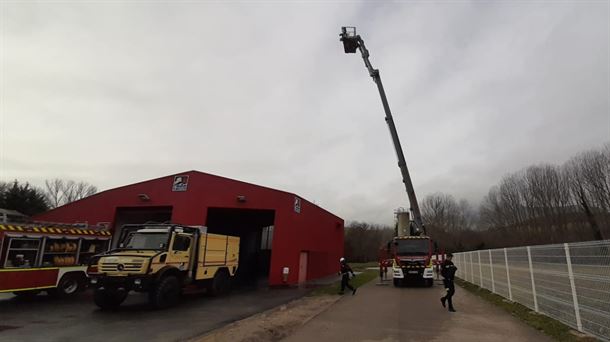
(0, 222), (111, 297)
(379, 235), (445, 287)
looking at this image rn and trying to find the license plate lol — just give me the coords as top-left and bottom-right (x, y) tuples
(408, 271), (419, 274)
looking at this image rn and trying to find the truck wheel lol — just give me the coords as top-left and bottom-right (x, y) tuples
(149, 275), (181, 309)
(94, 288), (128, 310)
(393, 278), (401, 287)
(208, 269), (230, 296)
(13, 290), (41, 299)
(425, 279), (433, 287)
(48, 274), (83, 298)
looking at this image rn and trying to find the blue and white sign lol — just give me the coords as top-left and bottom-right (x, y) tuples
(172, 175), (189, 192)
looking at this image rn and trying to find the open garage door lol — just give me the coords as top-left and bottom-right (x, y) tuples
(112, 206), (172, 247)
(206, 208), (275, 288)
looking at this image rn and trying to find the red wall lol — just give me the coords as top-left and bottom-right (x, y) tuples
(35, 171), (344, 285)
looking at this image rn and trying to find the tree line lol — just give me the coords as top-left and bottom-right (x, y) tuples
(345, 143), (609, 261)
(0, 179), (97, 217)
(425, 143), (609, 251)
(343, 221), (394, 263)
(479, 144), (610, 247)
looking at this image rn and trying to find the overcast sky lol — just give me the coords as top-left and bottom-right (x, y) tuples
(1, 1), (608, 225)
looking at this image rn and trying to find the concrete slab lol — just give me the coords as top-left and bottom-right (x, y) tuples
(284, 280), (553, 342)
(0, 287), (307, 342)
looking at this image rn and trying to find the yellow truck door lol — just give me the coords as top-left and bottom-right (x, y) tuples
(166, 233), (192, 272)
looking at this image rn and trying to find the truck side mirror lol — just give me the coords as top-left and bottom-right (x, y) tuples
(119, 243), (124, 248)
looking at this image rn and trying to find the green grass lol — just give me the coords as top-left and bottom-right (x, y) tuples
(308, 269), (378, 297)
(455, 279), (599, 342)
(350, 262), (379, 271)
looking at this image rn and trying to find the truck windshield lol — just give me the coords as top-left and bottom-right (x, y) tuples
(124, 233), (169, 250)
(395, 240), (429, 255)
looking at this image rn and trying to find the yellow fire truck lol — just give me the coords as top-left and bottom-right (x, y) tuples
(88, 224), (239, 309)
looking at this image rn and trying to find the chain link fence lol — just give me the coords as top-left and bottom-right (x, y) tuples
(454, 240), (610, 342)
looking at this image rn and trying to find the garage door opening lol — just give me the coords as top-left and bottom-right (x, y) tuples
(206, 208), (275, 288)
(112, 206), (173, 247)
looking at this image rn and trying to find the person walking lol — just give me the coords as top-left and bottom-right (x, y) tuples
(440, 253), (457, 312)
(379, 260), (386, 282)
(339, 257), (357, 295)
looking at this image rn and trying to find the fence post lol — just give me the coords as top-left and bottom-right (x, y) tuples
(489, 249), (495, 293)
(461, 253), (465, 278)
(478, 250), (483, 287)
(504, 248), (513, 301)
(459, 253), (463, 279)
(564, 243), (582, 332)
(527, 246), (539, 312)
(470, 252), (474, 283)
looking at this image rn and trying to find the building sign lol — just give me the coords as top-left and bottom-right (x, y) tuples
(294, 197), (301, 213)
(172, 175), (189, 192)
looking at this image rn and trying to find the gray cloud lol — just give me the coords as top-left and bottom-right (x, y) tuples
(1, 1), (608, 225)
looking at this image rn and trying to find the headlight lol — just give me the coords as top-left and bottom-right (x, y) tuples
(90, 278), (98, 284)
(134, 279), (142, 285)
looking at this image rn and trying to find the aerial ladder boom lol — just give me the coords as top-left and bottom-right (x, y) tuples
(339, 26), (425, 235)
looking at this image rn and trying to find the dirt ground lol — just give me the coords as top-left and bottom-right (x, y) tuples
(193, 295), (341, 342)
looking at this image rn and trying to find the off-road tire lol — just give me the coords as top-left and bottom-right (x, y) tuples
(208, 269), (231, 296)
(425, 278), (434, 287)
(48, 274), (84, 298)
(94, 288), (128, 310)
(149, 275), (181, 309)
(393, 278), (401, 287)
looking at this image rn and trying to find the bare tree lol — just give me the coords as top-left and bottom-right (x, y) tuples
(564, 149), (608, 240)
(344, 221), (394, 262)
(519, 164), (573, 243)
(427, 143), (609, 249)
(421, 193), (478, 252)
(64, 181), (97, 203)
(45, 179), (65, 208)
(480, 186), (507, 230)
(43, 179), (98, 209)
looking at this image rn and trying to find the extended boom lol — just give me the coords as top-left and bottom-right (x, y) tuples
(340, 26), (424, 235)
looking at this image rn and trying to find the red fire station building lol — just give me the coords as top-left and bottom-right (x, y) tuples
(34, 171), (344, 286)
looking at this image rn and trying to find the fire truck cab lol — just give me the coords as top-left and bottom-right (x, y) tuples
(0, 222), (112, 298)
(388, 236), (435, 287)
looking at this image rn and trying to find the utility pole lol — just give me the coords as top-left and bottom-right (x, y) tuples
(339, 27), (425, 235)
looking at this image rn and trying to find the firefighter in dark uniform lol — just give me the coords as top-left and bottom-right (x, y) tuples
(339, 257), (357, 295)
(440, 253), (457, 312)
